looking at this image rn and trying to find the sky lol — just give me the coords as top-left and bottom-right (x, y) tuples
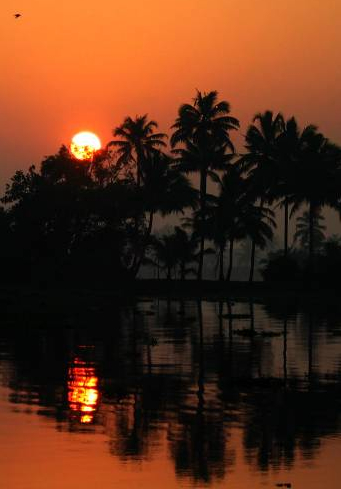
(1, 1), (340, 201)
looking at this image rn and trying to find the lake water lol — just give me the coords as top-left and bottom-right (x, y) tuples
(1, 297), (341, 488)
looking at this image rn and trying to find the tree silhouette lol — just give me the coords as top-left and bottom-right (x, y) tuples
(294, 210), (326, 253)
(149, 233), (179, 280)
(276, 116), (302, 256)
(240, 112), (283, 259)
(204, 164), (248, 281)
(289, 126), (341, 271)
(107, 115), (167, 187)
(2, 146), (141, 283)
(132, 152), (196, 276)
(244, 206), (276, 282)
(2, 93), (341, 286)
(241, 111), (284, 198)
(172, 227), (199, 280)
(171, 90), (239, 280)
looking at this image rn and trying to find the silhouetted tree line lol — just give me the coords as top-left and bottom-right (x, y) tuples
(1, 90), (341, 285)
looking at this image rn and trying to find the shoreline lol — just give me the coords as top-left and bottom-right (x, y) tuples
(0, 280), (340, 317)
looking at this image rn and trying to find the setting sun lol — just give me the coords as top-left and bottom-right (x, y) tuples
(68, 357), (99, 424)
(70, 131), (101, 160)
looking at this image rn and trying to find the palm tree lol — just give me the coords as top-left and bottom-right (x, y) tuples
(171, 90), (239, 280)
(240, 111), (284, 264)
(107, 115), (167, 187)
(180, 214), (217, 278)
(132, 152), (196, 276)
(241, 111), (284, 200)
(276, 116), (301, 257)
(244, 206), (276, 282)
(203, 197), (228, 281)
(293, 210), (326, 253)
(204, 164), (248, 281)
(149, 233), (179, 280)
(172, 227), (199, 280)
(289, 126), (341, 270)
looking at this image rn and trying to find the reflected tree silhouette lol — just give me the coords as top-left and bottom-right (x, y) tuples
(0, 300), (341, 483)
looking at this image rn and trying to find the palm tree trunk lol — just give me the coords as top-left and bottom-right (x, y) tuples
(309, 201), (315, 275)
(180, 262), (185, 281)
(227, 299), (233, 341)
(249, 239), (256, 282)
(219, 243), (224, 282)
(136, 147), (144, 188)
(226, 238), (234, 282)
(197, 169), (207, 281)
(283, 315), (288, 384)
(133, 150), (144, 270)
(133, 211), (154, 277)
(284, 197), (289, 257)
(249, 197), (264, 283)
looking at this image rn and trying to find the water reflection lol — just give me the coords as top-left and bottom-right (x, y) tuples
(67, 352), (99, 424)
(1, 298), (341, 487)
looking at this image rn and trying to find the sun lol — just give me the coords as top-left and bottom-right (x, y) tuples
(70, 131), (101, 160)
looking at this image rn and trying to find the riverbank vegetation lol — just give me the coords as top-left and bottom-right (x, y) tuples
(1, 90), (341, 286)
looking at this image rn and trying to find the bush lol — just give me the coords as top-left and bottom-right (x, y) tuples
(261, 237), (341, 284)
(261, 252), (302, 282)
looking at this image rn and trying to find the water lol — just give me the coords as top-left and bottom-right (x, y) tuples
(1, 297), (341, 488)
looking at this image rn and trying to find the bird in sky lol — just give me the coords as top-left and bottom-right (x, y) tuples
(14, 13), (22, 19)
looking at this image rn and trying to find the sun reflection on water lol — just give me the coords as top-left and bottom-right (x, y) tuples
(67, 357), (99, 424)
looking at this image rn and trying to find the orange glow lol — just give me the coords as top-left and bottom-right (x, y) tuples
(70, 131), (101, 160)
(80, 414), (93, 424)
(1, 1), (341, 231)
(68, 357), (99, 424)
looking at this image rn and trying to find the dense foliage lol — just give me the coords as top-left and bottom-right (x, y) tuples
(1, 90), (341, 285)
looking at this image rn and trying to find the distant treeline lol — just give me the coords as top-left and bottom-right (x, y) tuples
(2, 90), (341, 286)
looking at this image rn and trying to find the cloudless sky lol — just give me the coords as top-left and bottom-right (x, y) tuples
(1, 0), (340, 188)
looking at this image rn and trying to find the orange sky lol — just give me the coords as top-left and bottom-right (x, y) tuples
(1, 0), (340, 186)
